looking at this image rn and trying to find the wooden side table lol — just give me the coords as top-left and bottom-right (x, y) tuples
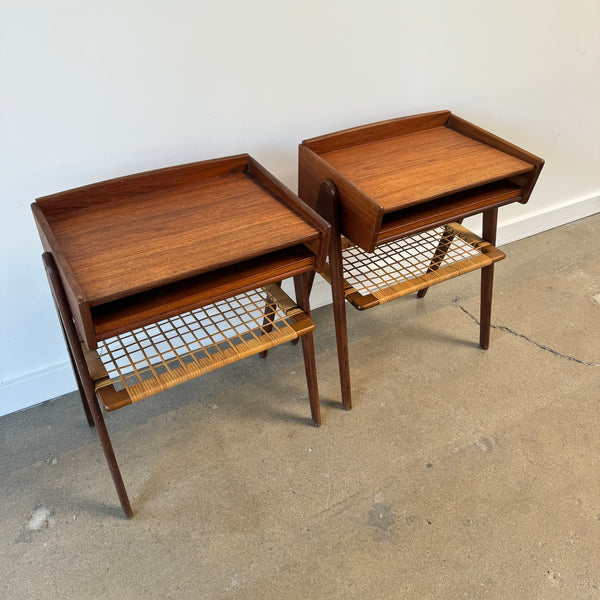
(298, 110), (544, 410)
(32, 154), (330, 517)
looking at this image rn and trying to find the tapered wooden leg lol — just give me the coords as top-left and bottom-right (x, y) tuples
(258, 282), (281, 359)
(479, 208), (498, 350)
(79, 368), (134, 518)
(58, 318), (94, 427)
(417, 219), (463, 299)
(260, 282), (299, 357)
(329, 233), (352, 410)
(293, 272), (321, 426)
(315, 181), (352, 410)
(43, 253), (133, 518)
(290, 271), (316, 347)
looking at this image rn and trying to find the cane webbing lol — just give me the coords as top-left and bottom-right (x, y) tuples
(321, 223), (505, 310)
(83, 284), (314, 410)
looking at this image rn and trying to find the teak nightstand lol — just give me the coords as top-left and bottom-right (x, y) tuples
(32, 154), (330, 517)
(298, 110), (544, 410)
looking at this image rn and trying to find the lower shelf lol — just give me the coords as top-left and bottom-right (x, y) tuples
(321, 222), (505, 310)
(83, 284), (314, 410)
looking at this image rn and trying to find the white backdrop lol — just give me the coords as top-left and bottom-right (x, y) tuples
(1, 0), (599, 415)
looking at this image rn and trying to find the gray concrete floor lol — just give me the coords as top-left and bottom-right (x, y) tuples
(1, 214), (599, 599)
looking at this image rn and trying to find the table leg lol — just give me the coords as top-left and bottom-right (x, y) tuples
(58, 317), (94, 427)
(480, 208), (498, 350)
(305, 270), (316, 296)
(259, 281), (282, 359)
(416, 219), (464, 299)
(293, 272), (321, 426)
(290, 271), (316, 346)
(43, 253), (133, 518)
(317, 181), (352, 411)
(291, 271), (316, 347)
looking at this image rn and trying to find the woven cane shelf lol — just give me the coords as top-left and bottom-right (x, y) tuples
(320, 222), (505, 310)
(83, 284), (314, 411)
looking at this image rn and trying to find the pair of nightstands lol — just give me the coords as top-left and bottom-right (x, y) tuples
(32, 111), (543, 516)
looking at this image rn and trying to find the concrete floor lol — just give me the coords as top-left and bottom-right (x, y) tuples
(1, 214), (599, 599)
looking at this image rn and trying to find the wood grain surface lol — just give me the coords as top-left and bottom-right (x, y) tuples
(43, 171), (319, 304)
(91, 246), (315, 341)
(321, 126), (533, 211)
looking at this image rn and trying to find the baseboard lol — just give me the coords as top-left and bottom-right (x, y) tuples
(496, 191), (600, 246)
(0, 363), (75, 418)
(2, 193), (598, 418)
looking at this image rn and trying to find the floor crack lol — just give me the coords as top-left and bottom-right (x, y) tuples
(457, 304), (599, 367)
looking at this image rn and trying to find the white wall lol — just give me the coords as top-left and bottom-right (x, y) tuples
(1, 0), (599, 416)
